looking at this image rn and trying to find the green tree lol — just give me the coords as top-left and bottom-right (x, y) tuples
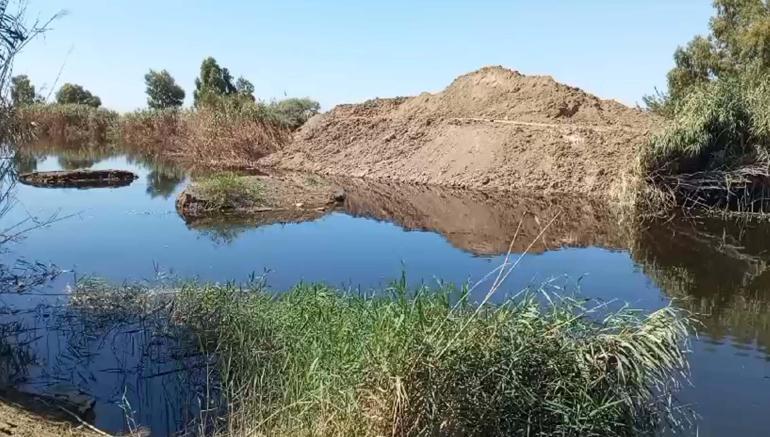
(10, 75), (41, 106)
(193, 57), (237, 107)
(144, 69), (185, 109)
(269, 98), (321, 130)
(648, 0), (770, 113)
(235, 76), (255, 102)
(55, 83), (102, 107)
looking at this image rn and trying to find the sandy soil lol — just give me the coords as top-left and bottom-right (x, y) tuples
(262, 66), (660, 200)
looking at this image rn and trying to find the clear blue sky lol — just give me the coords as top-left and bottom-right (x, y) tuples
(14, 1), (713, 112)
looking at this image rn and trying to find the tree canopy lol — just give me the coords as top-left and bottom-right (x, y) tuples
(647, 0), (770, 113)
(55, 83), (101, 107)
(145, 69), (185, 109)
(235, 76), (255, 102)
(269, 98), (321, 130)
(193, 57), (237, 107)
(10, 75), (41, 106)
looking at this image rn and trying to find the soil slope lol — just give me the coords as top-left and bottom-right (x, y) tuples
(263, 66), (659, 199)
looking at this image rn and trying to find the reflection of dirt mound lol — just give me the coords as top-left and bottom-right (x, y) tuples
(337, 178), (628, 255)
(265, 66), (658, 199)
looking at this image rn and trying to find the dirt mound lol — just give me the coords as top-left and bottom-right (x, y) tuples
(262, 66), (660, 199)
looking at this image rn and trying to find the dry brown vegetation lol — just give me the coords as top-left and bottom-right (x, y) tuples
(118, 106), (290, 168)
(16, 103), (292, 169)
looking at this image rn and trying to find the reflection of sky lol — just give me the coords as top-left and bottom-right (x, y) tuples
(3, 155), (770, 436)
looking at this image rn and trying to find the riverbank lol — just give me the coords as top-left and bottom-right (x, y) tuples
(0, 390), (103, 437)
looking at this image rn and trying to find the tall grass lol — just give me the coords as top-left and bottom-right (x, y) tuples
(174, 279), (691, 436)
(179, 104), (289, 168)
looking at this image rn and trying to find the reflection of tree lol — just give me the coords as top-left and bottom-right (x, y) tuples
(194, 223), (250, 246)
(631, 218), (770, 352)
(146, 169), (183, 199)
(57, 156), (96, 170)
(11, 152), (37, 173)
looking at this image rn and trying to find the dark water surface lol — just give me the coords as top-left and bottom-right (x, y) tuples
(1, 148), (769, 436)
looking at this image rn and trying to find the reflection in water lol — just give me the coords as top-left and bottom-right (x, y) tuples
(632, 218), (770, 352)
(127, 155), (186, 199)
(57, 156), (97, 170)
(11, 153), (38, 174)
(146, 169), (184, 199)
(631, 218), (770, 436)
(338, 178), (629, 255)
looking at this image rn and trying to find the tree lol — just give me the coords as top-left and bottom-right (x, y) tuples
(647, 0), (770, 113)
(235, 76), (255, 102)
(55, 83), (101, 107)
(10, 74), (41, 106)
(269, 98), (321, 130)
(193, 57), (237, 107)
(144, 69), (185, 109)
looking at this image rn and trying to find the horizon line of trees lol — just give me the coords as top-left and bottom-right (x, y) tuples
(9, 56), (320, 129)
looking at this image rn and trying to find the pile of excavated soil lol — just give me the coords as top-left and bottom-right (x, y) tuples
(262, 66), (660, 199)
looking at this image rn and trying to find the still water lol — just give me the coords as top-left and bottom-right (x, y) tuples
(1, 148), (769, 436)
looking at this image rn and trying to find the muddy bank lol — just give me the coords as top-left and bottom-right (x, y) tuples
(176, 172), (345, 224)
(18, 169), (138, 189)
(337, 178), (629, 255)
(263, 66), (659, 200)
(0, 389), (102, 437)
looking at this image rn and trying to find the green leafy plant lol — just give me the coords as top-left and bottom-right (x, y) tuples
(144, 69), (185, 109)
(55, 83), (101, 108)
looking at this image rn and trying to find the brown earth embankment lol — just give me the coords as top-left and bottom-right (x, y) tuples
(262, 66), (659, 201)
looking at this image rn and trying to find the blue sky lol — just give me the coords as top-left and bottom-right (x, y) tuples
(15, 1), (713, 112)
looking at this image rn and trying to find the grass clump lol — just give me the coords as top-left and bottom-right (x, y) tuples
(174, 280), (691, 436)
(195, 173), (265, 210)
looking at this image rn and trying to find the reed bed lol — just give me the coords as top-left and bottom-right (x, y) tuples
(171, 279), (691, 437)
(15, 102), (292, 170)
